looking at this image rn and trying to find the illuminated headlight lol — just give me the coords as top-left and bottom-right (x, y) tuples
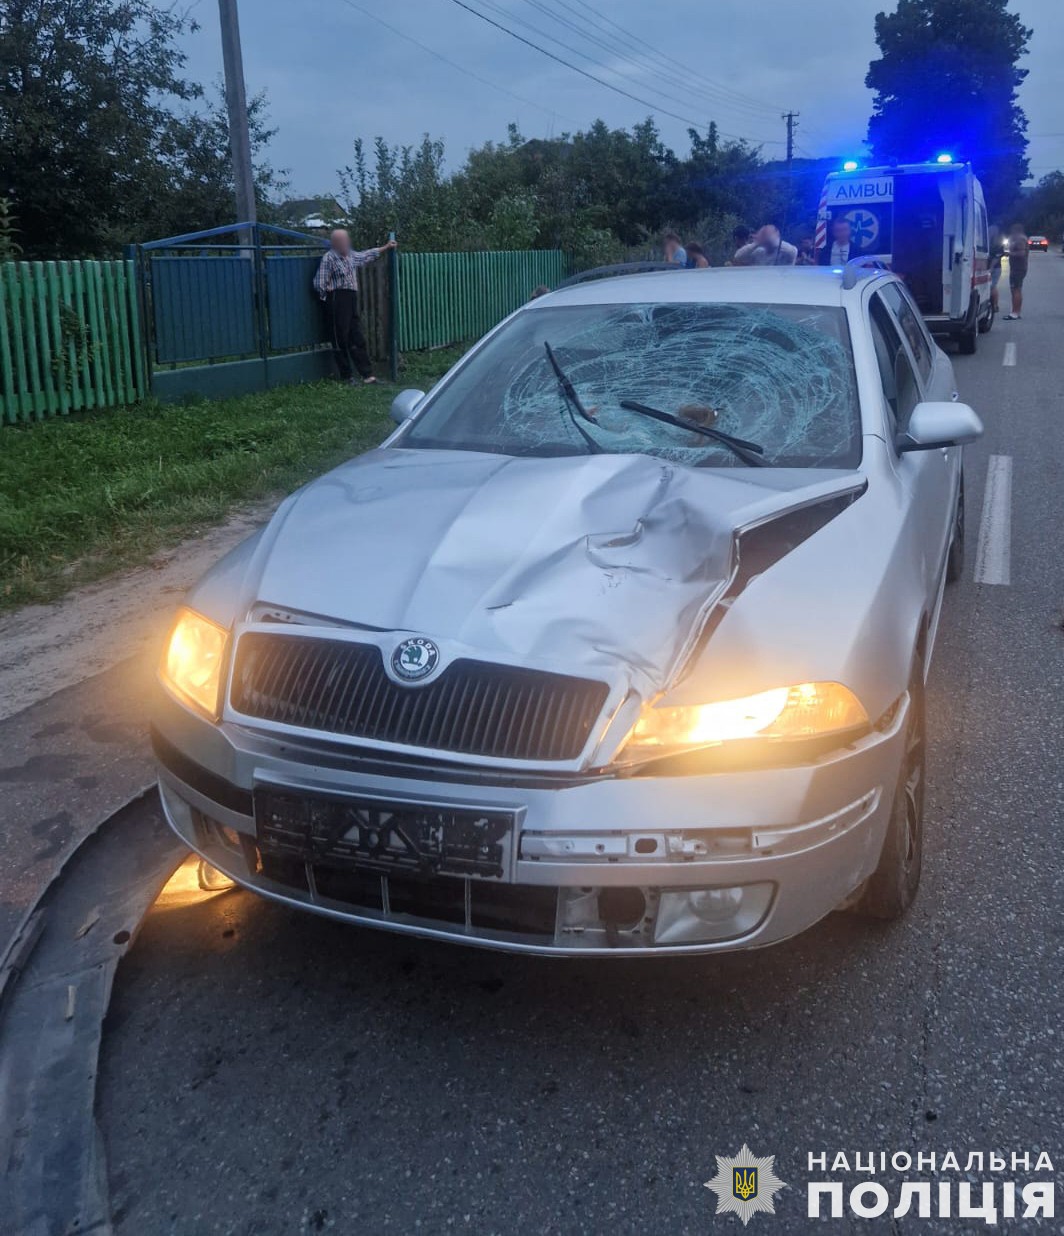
(160, 607), (229, 720)
(622, 682), (869, 759)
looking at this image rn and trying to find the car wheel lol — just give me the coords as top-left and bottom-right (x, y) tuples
(946, 475), (965, 583)
(978, 298), (994, 334)
(855, 668), (925, 921)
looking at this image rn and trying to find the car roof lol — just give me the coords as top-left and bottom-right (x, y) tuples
(532, 266), (880, 310)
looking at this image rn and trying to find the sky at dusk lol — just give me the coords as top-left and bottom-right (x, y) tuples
(176, 0), (1064, 198)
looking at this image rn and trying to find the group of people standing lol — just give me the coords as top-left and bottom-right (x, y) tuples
(664, 222), (834, 269)
(316, 212), (1036, 385)
(665, 216), (1034, 323)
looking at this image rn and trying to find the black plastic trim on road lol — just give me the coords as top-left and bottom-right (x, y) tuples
(0, 791), (184, 1236)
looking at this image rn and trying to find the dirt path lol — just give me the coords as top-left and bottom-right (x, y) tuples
(0, 500), (277, 722)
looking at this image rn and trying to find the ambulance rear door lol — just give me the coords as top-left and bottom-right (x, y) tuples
(891, 170), (950, 317)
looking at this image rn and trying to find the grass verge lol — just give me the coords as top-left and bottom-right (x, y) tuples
(0, 348), (462, 611)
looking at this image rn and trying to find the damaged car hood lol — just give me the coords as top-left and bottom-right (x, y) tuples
(248, 449), (859, 693)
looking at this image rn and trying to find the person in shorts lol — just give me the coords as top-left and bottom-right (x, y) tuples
(1004, 223), (1028, 319)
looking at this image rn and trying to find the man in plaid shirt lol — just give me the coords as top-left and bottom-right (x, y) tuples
(314, 229), (397, 384)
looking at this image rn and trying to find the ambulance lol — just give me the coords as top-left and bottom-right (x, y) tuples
(816, 159), (993, 353)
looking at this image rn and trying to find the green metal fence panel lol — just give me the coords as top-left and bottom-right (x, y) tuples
(396, 249), (567, 352)
(0, 259), (146, 424)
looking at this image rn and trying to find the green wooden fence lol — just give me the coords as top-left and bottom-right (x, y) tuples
(397, 250), (568, 351)
(0, 260), (146, 424)
(0, 248), (568, 421)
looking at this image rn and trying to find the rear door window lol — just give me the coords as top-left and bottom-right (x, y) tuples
(869, 294), (922, 436)
(879, 282), (933, 384)
(976, 201), (989, 253)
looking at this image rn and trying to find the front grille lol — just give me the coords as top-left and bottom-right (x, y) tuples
(230, 633), (610, 762)
(259, 855), (559, 938)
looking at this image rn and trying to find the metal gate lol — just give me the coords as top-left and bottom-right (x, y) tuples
(129, 222), (392, 401)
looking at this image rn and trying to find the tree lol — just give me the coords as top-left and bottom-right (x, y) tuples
(681, 125), (761, 220)
(1019, 171), (1064, 241)
(148, 86), (289, 239)
(564, 118), (680, 246)
(0, 0), (200, 255)
(338, 135), (469, 250)
(486, 193), (539, 250)
(865, 0), (1031, 211)
(0, 195), (20, 257)
(332, 119), (809, 264)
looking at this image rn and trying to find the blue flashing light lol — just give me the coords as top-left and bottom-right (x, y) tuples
(842, 160), (859, 172)
(936, 153), (954, 164)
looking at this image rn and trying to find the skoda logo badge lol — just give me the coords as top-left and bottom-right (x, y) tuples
(391, 636), (440, 682)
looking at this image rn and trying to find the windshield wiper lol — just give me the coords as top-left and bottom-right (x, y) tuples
(617, 399), (768, 467)
(544, 341), (601, 454)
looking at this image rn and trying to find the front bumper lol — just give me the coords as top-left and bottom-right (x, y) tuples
(152, 684), (908, 957)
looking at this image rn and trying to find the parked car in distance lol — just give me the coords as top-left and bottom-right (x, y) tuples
(1028, 235), (1049, 251)
(153, 264), (982, 956)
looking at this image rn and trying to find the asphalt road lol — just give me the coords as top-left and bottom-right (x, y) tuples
(97, 256), (1064, 1235)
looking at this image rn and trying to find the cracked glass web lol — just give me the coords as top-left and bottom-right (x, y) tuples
(405, 301), (861, 468)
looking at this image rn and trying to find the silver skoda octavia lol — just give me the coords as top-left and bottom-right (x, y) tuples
(152, 265), (982, 955)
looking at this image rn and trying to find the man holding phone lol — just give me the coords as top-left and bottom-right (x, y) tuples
(314, 230), (397, 384)
(733, 223), (797, 266)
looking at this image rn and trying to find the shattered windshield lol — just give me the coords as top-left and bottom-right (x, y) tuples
(402, 301), (861, 468)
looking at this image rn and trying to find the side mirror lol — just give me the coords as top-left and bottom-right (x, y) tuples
(389, 388), (425, 426)
(896, 401), (983, 453)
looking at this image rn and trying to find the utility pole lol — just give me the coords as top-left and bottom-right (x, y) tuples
(783, 111), (799, 170)
(218, 0), (257, 235)
(782, 111), (799, 233)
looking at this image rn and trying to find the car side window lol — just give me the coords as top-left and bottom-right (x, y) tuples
(869, 295), (921, 437)
(896, 281), (938, 372)
(879, 282), (933, 384)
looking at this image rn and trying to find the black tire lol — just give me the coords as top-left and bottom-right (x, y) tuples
(978, 298), (994, 334)
(855, 667), (925, 921)
(946, 474), (965, 583)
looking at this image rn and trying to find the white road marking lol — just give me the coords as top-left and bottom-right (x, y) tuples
(1003, 342), (1017, 367)
(974, 455), (1012, 586)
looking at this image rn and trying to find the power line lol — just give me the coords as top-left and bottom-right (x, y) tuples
(518, 0), (784, 123)
(461, 0), (731, 129)
(448, 0), (777, 143)
(561, 0), (787, 117)
(337, 0), (568, 123)
(514, 0), (758, 125)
